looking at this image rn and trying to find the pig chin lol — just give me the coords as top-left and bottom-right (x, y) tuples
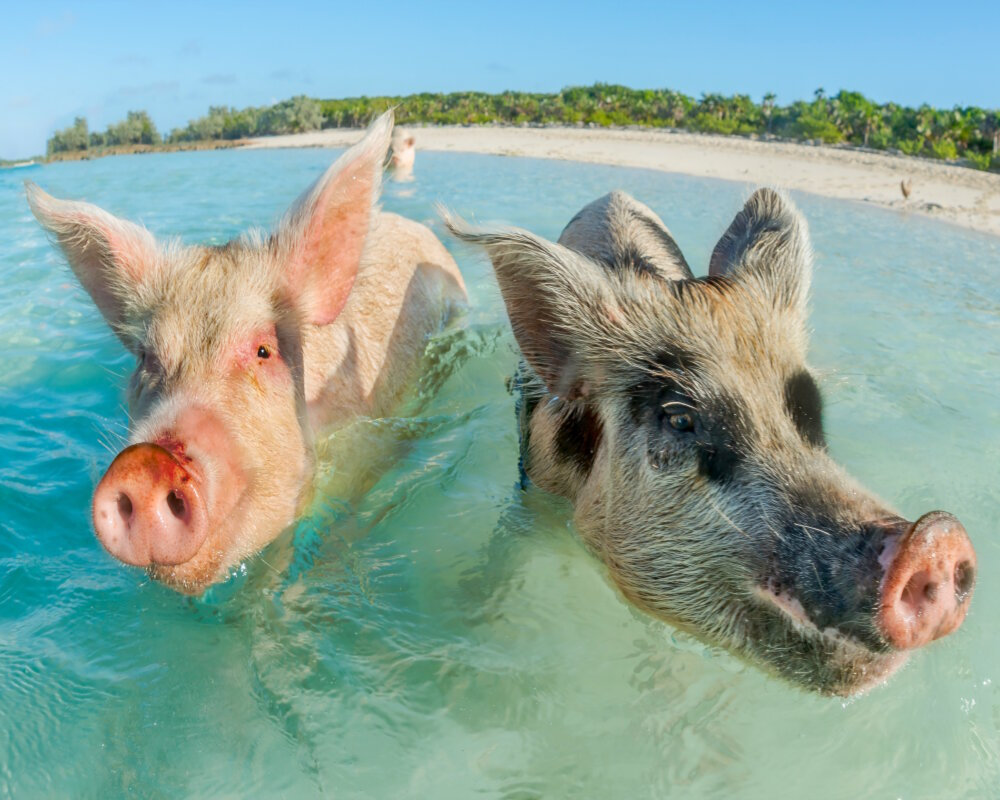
(743, 511), (976, 694)
(751, 584), (909, 696)
(143, 472), (247, 594)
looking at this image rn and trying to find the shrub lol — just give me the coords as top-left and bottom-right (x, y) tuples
(966, 150), (992, 169)
(690, 113), (740, 135)
(791, 115), (844, 143)
(258, 96), (323, 135)
(104, 111), (161, 146)
(930, 139), (958, 160)
(47, 117), (88, 154)
(897, 139), (924, 156)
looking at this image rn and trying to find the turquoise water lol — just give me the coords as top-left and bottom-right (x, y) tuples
(1, 148), (998, 798)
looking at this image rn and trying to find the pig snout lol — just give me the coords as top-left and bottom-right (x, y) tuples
(879, 511), (976, 650)
(92, 443), (208, 567)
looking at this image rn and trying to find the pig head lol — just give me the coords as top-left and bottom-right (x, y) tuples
(447, 190), (975, 695)
(390, 129), (416, 173)
(29, 112), (466, 594)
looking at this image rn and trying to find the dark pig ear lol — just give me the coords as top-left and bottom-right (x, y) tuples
(708, 188), (812, 314)
(26, 182), (160, 335)
(443, 212), (615, 399)
(278, 111), (393, 326)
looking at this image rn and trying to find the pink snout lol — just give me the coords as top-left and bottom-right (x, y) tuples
(880, 511), (976, 650)
(92, 443), (208, 567)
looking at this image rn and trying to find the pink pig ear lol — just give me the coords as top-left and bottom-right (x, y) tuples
(279, 111), (393, 326)
(26, 182), (159, 332)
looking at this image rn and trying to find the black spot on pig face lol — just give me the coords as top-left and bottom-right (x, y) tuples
(555, 404), (603, 474)
(629, 356), (749, 484)
(785, 369), (825, 448)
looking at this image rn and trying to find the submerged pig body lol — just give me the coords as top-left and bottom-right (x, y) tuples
(30, 113), (466, 593)
(449, 190), (975, 695)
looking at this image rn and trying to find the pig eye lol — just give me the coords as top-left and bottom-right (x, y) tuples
(257, 345), (271, 359)
(668, 412), (694, 432)
(662, 402), (696, 433)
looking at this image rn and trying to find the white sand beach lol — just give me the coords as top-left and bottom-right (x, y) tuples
(244, 126), (1000, 238)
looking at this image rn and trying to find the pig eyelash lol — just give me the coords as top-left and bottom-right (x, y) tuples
(661, 401), (697, 433)
(647, 401), (697, 469)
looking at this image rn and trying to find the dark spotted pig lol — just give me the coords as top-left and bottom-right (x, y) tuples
(447, 189), (975, 695)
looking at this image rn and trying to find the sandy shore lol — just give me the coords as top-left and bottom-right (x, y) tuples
(243, 126), (1000, 238)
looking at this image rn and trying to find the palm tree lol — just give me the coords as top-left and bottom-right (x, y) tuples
(985, 111), (1000, 155)
(762, 92), (776, 133)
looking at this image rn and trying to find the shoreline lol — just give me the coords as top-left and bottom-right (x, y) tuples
(39, 139), (244, 163)
(31, 127), (1000, 238)
(243, 126), (1000, 238)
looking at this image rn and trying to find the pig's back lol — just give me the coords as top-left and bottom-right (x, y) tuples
(302, 212), (467, 428)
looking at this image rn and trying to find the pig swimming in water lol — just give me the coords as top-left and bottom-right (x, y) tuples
(447, 189), (976, 695)
(28, 112), (466, 594)
(389, 128), (416, 178)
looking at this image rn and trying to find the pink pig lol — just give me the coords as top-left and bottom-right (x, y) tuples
(390, 129), (416, 175)
(28, 112), (466, 594)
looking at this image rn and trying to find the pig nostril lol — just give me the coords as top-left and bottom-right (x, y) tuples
(166, 490), (186, 520)
(900, 570), (930, 615)
(955, 561), (975, 599)
(116, 493), (133, 522)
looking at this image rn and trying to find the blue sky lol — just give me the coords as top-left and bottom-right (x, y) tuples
(1, 0), (996, 158)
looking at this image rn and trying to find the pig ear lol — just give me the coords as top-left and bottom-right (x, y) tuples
(708, 188), (812, 313)
(26, 182), (159, 333)
(444, 211), (615, 398)
(278, 111), (393, 326)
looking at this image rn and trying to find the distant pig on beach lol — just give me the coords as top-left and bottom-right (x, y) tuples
(389, 129), (416, 176)
(28, 112), (467, 594)
(448, 190), (976, 695)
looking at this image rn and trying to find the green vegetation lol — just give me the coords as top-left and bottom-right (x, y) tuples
(169, 96), (324, 141)
(47, 111), (160, 156)
(46, 116), (90, 155)
(42, 84), (1000, 171)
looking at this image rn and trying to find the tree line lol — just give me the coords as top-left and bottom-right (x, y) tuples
(47, 111), (162, 155)
(45, 85), (1000, 170)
